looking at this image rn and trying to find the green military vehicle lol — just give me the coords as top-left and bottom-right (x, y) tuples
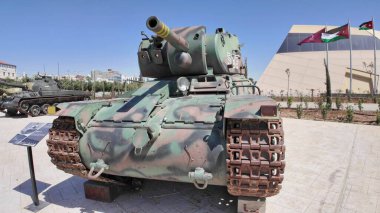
(47, 16), (285, 212)
(0, 75), (90, 116)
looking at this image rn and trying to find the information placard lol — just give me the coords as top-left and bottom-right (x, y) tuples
(9, 122), (52, 147)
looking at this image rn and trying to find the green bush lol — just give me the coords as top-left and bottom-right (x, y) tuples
(326, 102), (332, 110)
(287, 96), (293, 109)
(321, 103), (329, 120)
(335, 96), (342, 110)
(346, 106), (354, 123)
(304, 96), (309, 109)
(358, 98), (363, 111)
(376, 110), (380, 125)
(296, 104), (303, 119)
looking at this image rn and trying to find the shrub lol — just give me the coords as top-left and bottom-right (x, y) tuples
(346, 106), (354, 123)
(376, 110), (380, 125)
(296, 104), (303, 119)
(304, 96), (309, 109)
(358, 98), (363, 111)
(321, 103), (329, 120)
(335, 96), (342, 110)
(287, 96), (293, 109)
(326, 102), (332, 110)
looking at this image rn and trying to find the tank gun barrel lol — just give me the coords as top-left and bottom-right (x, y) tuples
(0, 79), (27, 89)
(146, 16), (189, 52)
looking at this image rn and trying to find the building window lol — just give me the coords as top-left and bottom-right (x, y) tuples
(3, 72), (5, 76)
(12, 73), (14, 77)
(8, 72), (10, 76)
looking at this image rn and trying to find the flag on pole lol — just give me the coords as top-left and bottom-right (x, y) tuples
(321, 24), (350, 43)
(359, 20), (373, 30)
(298, 28), (326, 45)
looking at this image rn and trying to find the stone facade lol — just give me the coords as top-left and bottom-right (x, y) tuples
(0, 61), (16, 80)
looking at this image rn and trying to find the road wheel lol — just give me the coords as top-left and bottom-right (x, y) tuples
(41, 104), (50, 114)
(20, 103), (29, 112)
(29, 105), (41, 117)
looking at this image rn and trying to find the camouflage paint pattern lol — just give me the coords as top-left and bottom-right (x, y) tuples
(48, 16), (283, 191)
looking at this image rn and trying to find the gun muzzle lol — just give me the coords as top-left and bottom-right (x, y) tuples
(146, 16), (190, 52)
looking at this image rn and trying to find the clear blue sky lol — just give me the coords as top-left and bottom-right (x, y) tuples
(1, 0), (379, 80)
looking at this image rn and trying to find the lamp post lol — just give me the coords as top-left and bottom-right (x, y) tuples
(285, 68), (290, 97)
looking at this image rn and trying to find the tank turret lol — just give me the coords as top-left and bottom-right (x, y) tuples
(138, 16), (246, 78)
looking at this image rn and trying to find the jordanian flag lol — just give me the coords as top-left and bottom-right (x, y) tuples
(321, 24), (350, 43)
(359, 20), (373, 30)
(298, 28), (326, 45)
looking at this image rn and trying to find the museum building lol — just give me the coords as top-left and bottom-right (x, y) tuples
(258, 25), (380, 96)
(0, 61), (17, 80)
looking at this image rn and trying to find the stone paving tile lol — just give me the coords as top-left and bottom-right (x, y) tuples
(342, 191), (378, 213)
(304, 200), (335, 213)
(1, 113), (380, 212)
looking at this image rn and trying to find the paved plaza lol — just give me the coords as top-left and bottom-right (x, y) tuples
(0, 112), (379, 213)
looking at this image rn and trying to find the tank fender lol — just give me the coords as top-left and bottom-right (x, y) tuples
(224, 95), (279, 119)
(56, 100), (123, 134)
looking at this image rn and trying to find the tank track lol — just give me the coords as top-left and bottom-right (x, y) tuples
(226, 119), (285, 197)
(46, 117), (123, 184)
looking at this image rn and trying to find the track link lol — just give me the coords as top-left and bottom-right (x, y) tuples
(226, 119), (285, 197)
(46, 117), (123, 184)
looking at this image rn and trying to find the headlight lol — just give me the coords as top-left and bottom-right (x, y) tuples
(177, 77), (190, 94)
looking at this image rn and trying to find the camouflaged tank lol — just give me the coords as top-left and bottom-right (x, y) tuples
(0, 76), (90, 116)
(47, 16), (285, 211)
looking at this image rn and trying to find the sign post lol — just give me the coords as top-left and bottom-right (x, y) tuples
(9, 122), (52, 207)
(27, 146), (39, 205)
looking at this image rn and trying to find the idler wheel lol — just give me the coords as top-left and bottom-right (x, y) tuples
(29, 105), (41, 117)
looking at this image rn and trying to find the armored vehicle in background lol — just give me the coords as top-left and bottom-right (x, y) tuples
(0, 75), (90, 116)
(47, 16), (285, 212)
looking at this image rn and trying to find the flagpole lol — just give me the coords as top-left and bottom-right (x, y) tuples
(325, 25), (329, 71)
(349, 19), (353, 96)
(373, 17), (377, 94)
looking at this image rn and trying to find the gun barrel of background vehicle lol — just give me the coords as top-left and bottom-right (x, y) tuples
(0, 80), (27, 89)
(146, 16), (189, 52)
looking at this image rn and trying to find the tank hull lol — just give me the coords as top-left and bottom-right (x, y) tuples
(79, 126), (227, 185)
